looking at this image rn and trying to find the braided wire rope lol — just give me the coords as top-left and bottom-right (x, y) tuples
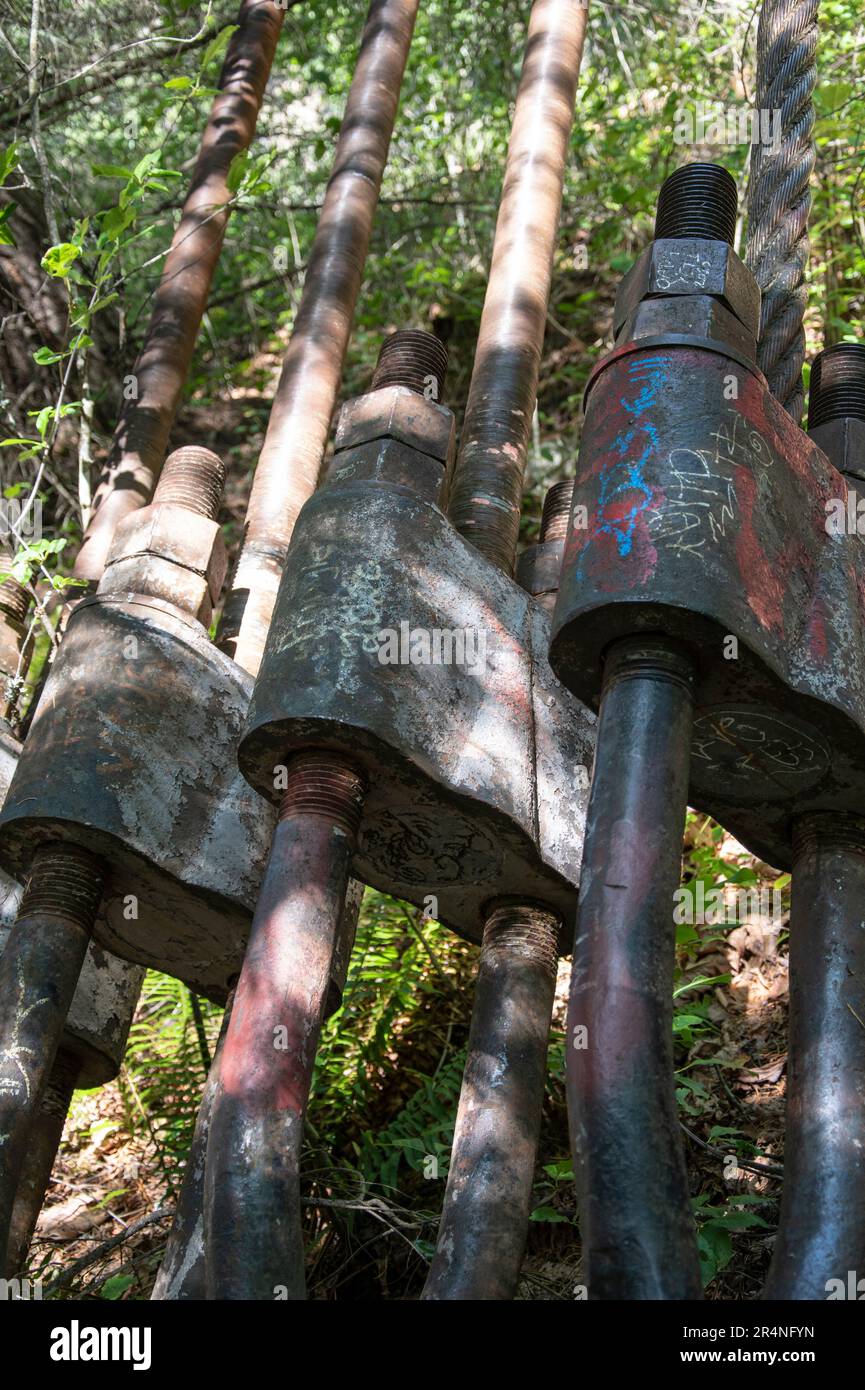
(745, 0), (820, 424)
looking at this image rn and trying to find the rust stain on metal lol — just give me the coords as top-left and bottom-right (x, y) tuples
(205, 754), (364, 1299)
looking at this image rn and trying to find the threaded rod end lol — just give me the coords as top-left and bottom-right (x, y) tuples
(540, 480), (575, 542)
(808, 344), (865, 429)
(371, 330), (448, 402)
(481, 901), (560, 975)
(0, 557), (31, 626)
(154, 447), (227, 519)
(278, 751), (365, 839)
(793, 812), (865, 860)
(19, 842), (104, 932)
(655, 163), (738, 245)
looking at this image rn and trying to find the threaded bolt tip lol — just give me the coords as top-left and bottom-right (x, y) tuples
(654, 163), (738, 246)
(0, 555), (31, 624)
(155, 446), (227, 519)
(809, 343), (865, 429)
(371, 330), (448, 402)
(540, 480), (575, 542)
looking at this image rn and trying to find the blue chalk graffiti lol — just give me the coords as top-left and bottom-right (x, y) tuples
(589, 354), (669, 561)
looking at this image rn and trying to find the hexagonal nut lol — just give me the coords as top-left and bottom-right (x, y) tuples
(101, 502), (227, 606)
(615, 294), (757, 363)
(334, 385), (456, 466)
(325, 436), (446, 503)
(810, 417), (865, 483)
(98, 554), (217, 624)
(614, 238), (761, 339)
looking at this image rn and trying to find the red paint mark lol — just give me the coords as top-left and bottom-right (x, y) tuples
(732, 467), (785, 636)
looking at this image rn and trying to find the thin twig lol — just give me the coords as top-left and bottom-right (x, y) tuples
(42, 1208), (171, 1295)
(680, 1121), (784, 1179)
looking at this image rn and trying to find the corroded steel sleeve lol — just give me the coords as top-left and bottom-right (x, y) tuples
(0, 844), (103, 1258)
(221, 0), (420, 675)
(446, 0), (587, 575)
(5, 1044), (79, 1276)
(422, 904), (559, 1300)
(567, 637), (702, 1299)
(74, 0), (285, 582)
(205, 754), (364, 1299)
(764, 816), (865, 1299)
(152, 994), (234, 1301)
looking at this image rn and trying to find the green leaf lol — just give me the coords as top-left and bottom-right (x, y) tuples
(0, 141), (18, 185)
(672, 1013), (704, 1031)
(86, 292), (118, 317)
(41, 242), (81, 278)
(202, 24), (238, 69)
(98, 1188), (128, 1207)
(100, 1273), (134, 1301)
(101, 204), (136, 240)
(529, 1205), (570, 1223)
(32, 345), (67, 365)
(0, 203), (16, 248)
(673, 973), (730, 998)
(542, 1158), (574, 1181)
(50, 575), (88, 591)
(226, 149), (248, 194)
(132, 150), (162, 182)
(697, 1223), (733, 1283)
(91, 164), (133, 179)
(715, 1210), (770, 1230)
(164, 76), (194, 90)
(90, 1118), (119, 1146)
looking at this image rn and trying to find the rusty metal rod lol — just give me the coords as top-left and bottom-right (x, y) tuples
(764, 815), (865, 1299)
(74, 0), (284, 582)
(567, 636), (702, 1299)
(152, 993), (234, 1301)
(5, 1044), (79, 1276)
(0, 444), (226, 1268)
(422, 903), (559, 1300)
(446, 0), (588, 575)
(424, 475), (573, 1299)
(220, 0), (420, 675)
(205, 753), (364, 1299)
(0, 844), (104, 1258)
(0, 16), (244, 1239)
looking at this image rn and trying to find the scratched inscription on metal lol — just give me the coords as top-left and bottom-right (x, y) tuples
(0, 957), (49, 1104)
(650, 408), (775, 556)
(360, 807), (502, 885)
(654, 244), (714, 293)
(277, 537), (389, 680)
(690, 706), (830, 797)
